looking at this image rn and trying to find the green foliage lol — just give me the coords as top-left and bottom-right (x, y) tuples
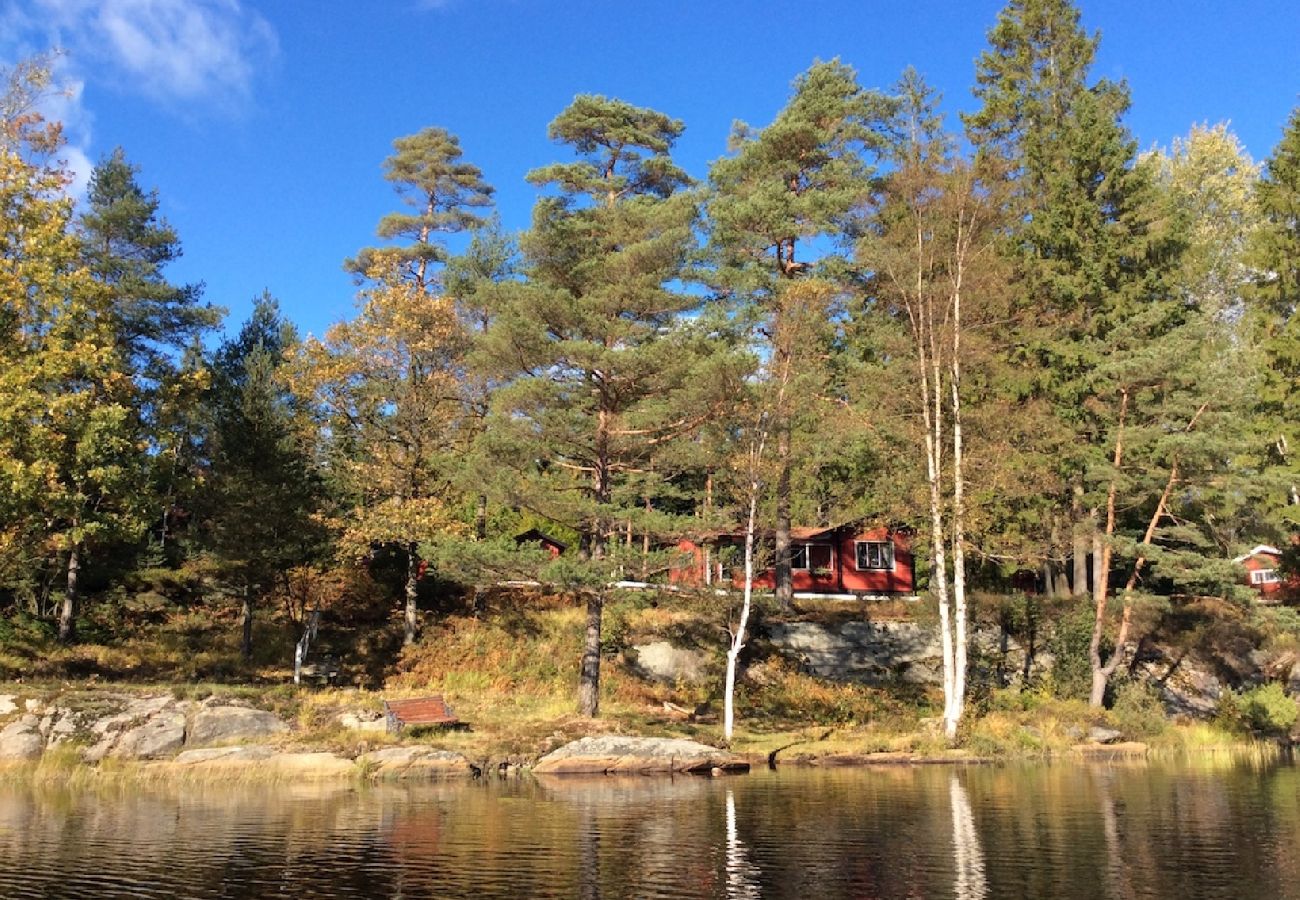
(1045, 604), (1096, 700)
(1108, 679), (1168, 739)
(1218, 682), (1299, 737)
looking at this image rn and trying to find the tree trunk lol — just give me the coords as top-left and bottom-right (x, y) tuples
(774, 420), (793, 610)
(474, 493), (488, 541)
(1072, 518), (1091, 597)
(725, 477), (762, 742)
(949, 288), (968, 737)
(577, 591), (603, 717)
(58, 542), (81, 643)
(241, 588), (254, 661)
(1088, 391), (1126, 708)
(404, 542), (420, 646)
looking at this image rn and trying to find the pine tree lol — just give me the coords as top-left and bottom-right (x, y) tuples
(477, 95), (745, 716)
(964, 0), (1229, 705)
(706, 59), (893, 608)
(346, 127), (494, 291)
(1246, 107), (1300, 553)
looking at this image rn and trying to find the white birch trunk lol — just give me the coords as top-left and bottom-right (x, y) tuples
(948, 272), (968, 740)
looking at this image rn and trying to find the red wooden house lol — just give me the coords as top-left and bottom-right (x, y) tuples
(1234, 545), (1298, 603)
(672, 524), (915, 597)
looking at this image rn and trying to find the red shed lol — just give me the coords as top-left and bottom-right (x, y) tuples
(672, 524), (915, 597)
(1234, 544), (1298, 604)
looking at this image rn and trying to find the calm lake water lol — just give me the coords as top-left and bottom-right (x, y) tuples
(1, 759), (1297, 899)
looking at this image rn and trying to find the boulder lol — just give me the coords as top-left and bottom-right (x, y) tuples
(338, 712), (388, 733)
(0, 715), (44, 760)
(188, 706), (287, 747)
(533, 735), (749, 775)
(767, 621), (944, 684)
(1086, 726), (1124, 745)
(0, 695), (16, 717)
(628, 642), (711, 684)
(357, 746), (473, 779)
(112, 711), (187, 760)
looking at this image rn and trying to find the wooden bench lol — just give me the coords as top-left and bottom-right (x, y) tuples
(383, 696), (461, 734)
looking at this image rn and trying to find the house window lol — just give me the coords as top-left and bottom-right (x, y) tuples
(856, 540), (894, 571)
(791, 543), (833, 572)
(1251, 569), (1281, 585)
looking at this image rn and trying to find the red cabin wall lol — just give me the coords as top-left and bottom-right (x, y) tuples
(836, 527), (914, 594)
(1242, 553), (1298, 601)
(672, 527), (915, 595)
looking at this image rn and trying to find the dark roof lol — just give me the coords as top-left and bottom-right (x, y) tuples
(515, 528), (568, 550)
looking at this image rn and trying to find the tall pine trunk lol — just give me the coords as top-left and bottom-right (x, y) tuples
(58, 542), (81, 643)
(577, 592), (603, 717)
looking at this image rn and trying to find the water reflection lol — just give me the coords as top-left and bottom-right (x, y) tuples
(724, 788), (761, 899)
(949, 772), (986, 900)
(0, 760), (1296, 899)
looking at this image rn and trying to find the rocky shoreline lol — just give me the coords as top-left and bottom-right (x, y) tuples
(0, 689), (1231, 783)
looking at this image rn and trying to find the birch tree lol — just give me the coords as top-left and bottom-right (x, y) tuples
(860, 71), (1006, 739)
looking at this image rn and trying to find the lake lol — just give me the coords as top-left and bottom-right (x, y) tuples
(0, 758), (1296, 899)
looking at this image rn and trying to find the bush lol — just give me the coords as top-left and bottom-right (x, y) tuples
(1218, 682), (1299, 737)
(1108, 680), (1168, 739)
(1044, 605), (1095, 701)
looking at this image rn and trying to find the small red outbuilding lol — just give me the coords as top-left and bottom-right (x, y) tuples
(672, 524), (915, 597)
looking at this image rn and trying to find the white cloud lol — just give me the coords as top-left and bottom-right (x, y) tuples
(34, 0), (278, 107)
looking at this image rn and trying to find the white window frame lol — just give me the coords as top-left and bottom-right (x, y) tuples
(1251, 569), (1281, 585)
(855, 540), (895, 571)
(791, 543), (834, 573)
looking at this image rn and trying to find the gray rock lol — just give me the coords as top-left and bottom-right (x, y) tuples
(357, 746), (473, 778)
(533, 735), (749, 775)
(112, 711), (187, 760)
(768, 621), (944, 683)
(188, 706), (287, 747)
(338, 712), (387, 733)
(0, 695), (16, 716)
(1087, 726), (1124, 745)
(628, 641), (710, 684)
(0, 714), (44, 760)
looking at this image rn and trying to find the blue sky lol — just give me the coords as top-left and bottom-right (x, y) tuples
(4, 0), (1298, 340)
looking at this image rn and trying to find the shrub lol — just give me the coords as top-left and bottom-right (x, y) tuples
(1219, 682), (1299, 737)
(1044, 605), (1095, 701)
(1108, 679), (1168, 739)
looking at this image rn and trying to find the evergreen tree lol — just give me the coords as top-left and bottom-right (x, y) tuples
(203, 294), (326, 660)
(966, 0), (1243, 705)
(1246, 107), (1300, 554)
(346, 127), (494, 291)
(478, 95), (746, 716)
(706, 59), (893, 608)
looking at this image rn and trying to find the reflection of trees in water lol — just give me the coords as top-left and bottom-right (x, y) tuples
(1, 763), (1299, 898)
(949, 773), (986, 900)
(724, 788), (761, 899)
